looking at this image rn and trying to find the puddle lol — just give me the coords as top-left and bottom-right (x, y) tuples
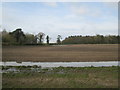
(0, 61), (119, 68)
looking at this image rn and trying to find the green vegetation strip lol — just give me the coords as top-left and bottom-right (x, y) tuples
(2, 66), (119, 88)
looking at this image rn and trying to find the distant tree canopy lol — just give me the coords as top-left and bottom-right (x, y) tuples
(2, 29), (16, 45)
(62, 35), (119, 44)
(46, 35), (50, 45)
(2, 29), (45, 45)
(25, 33), (37, 44)
(9, 28), (26, 44)
(1, 28), (119, 45)
(1, 28), (52, 45)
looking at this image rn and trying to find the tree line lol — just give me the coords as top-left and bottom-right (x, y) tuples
(62, 35), (119, 44)
(1, 28), (119, 45)
(1, 28), (62, 45)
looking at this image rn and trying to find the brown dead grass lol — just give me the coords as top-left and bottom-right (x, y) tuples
(2, 44), (118, 62)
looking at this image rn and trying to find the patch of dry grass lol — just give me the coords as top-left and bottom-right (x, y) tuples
(2, 66), (118, 88)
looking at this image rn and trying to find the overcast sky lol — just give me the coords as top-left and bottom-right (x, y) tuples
(2, 2), (118, 42)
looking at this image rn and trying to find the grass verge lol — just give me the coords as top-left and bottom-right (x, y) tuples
(2, 66), (119, 88)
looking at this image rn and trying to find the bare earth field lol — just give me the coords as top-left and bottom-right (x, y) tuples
(2, 44), (118, 62)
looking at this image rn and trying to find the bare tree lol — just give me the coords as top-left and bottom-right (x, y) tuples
(57, 35), (62, 44)
(37, 32), (45, 44)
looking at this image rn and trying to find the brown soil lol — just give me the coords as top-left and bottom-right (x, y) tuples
(2, 44), (118, 62)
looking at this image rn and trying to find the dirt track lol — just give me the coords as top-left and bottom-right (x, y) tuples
(2, 44), (118, 62)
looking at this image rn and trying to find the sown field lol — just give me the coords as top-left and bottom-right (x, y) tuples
(2, 44), (118, 62)
(2, 66), (119, 88)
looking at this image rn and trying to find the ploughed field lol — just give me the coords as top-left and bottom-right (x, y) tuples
(2, 44), (118, 62)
